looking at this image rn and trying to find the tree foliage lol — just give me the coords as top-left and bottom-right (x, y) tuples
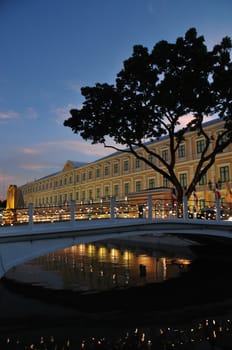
(64, 28), (232, 201)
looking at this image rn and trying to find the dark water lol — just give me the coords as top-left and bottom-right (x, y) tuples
(1, 235), (232, 349)
(4, 238), (193, 291)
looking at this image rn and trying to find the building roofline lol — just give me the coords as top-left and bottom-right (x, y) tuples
(20, 117), (222, 186)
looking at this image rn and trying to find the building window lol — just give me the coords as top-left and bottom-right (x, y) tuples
(114, 184), (119, 197)
(76, 174), (79, 183)
(104, 166), (109, 176)
(178, 144), (186, 158)
(148, 153), (154, 164)
(113, 163), (119, 175)
(69, 192), (73, 201)
(124, 182), (130, 196)
(199, 173), (207, 185)
(149, 178), (155, 189)
(219, 166), (230, 182)
(179, 173), (187, 188)
(82, 173), (86, 181)
(76, 192), (79, 201)
(135, 180), (142, 192)
(135, 158), (141, 169)
(88, 189), (93, 200)
(124, 160), (129, 172)
(81, 191), (86, 202)
(104, 186), (110, 198)
(162, 149), (168, 161)
(96, 168), (100, 178)
(218, 130), (229, 147)
(163, 176), (169, 188)
(196, 139), (205, 154)
(199, 198), (205, 209)
(88, 171), (92, 180)
(96, 187), (100, 199)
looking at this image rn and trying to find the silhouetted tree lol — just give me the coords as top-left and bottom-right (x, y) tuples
(64, 28), (232, 202)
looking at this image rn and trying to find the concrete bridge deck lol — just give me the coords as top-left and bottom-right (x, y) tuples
(1, 217), (232, 241)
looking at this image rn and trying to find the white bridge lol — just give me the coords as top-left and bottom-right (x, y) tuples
(0, 217), (232, 279)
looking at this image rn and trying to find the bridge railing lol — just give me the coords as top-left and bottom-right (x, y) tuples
(1, 196), (232, 226)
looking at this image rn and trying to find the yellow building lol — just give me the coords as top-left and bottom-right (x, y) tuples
(19, 119), (232, 211)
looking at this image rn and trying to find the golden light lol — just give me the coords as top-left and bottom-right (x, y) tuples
(110, 248), (119, 261)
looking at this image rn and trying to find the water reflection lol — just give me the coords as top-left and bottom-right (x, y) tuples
(1, 318), (232, 349)
(3, 237), (232, 349)
(5, 241), (192, 292)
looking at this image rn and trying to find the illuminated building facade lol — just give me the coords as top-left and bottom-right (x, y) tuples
(19, 119), (232, 210)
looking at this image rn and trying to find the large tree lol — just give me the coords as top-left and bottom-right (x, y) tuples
(64, 28), (232, 202)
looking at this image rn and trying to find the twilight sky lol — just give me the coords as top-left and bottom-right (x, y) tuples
(0, 0), (231, 199)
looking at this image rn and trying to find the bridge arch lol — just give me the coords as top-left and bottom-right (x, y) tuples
(0, 230), (140, 279)
(0, 218), (232, 279)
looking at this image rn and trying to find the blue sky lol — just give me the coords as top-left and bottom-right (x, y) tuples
(0, 0), (231, 199)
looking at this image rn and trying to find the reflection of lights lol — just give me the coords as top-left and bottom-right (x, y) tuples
(69, 246), (78, 253)
(98, 247), (107, 259)
(122, 250), (132, 261)
(110, 248), (119, 261)
(87, 244), (96, 256)
(168, 258), (191, 266)
(78, 244), (86, 255)
(137, 255), (150, 265)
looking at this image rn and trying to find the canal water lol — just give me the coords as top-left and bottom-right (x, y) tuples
(1, 234), (232, 349)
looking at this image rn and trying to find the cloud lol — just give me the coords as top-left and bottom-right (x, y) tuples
(0, 173), (15, 183)
(179, 114), (217, 127)
(41, 139), (113, 157)
(0, 111), (18, 121)
(22, 147), (41, 155)
(20, 163), (58, 172)
(0, 107), (38, 124)
(53, 104), (78, 125)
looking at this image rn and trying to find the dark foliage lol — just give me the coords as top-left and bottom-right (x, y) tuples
(64, 28), (232, 201)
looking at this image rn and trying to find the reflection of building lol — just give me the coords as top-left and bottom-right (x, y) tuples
(19, 119), (232, 209)
(18, 243), (191, 291)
